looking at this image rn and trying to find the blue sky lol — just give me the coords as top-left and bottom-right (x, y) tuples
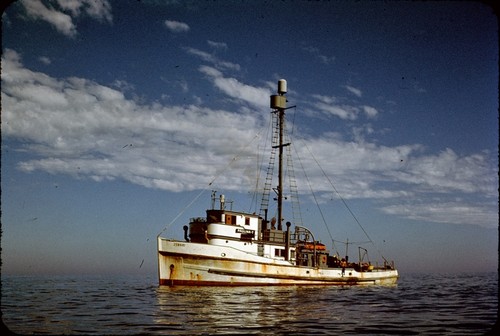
(1, 0), (498, 276)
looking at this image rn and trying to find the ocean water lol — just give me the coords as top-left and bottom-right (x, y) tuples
(1, 272), (497, 335)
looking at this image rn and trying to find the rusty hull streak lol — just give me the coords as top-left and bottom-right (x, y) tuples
(158, 278), (369, 286)
(159, 250), (289, 267)
(207, 267), (368, 284)
(159, 246), (397, 287)
(159, 253), (380, 286)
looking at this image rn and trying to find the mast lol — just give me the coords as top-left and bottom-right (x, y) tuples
(270, 79), (292, 257)
(270, 79), (288, 230)
(277, 90), (285, 230)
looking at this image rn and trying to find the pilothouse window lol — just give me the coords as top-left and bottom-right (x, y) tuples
(274, 248), (285, 257)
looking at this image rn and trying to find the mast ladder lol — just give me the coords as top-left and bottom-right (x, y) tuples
(259, 111), (279, 217)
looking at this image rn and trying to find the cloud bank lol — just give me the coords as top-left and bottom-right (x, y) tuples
(2, 49), (497, 227)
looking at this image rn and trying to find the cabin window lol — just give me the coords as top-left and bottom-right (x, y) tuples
(245, 217), (250, 226)
(274, 248), (285, 257)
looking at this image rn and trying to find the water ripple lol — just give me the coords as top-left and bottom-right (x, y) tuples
(1, 273), (497, 335)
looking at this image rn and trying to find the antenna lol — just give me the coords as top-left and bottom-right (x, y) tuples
(270, 79), (287, 109)
(278, 79), (287, 95)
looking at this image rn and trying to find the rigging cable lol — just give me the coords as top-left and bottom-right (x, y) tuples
(157, 129), (264, 237)
(300, 138), (394, 263)
(297, 137), (392, 262)
(157, 188), (206, 237)
(292, 141), (337, 253)
(283, 103), (388, 262)
(250, 113), (274, 213)
(299, 137), (375, 246)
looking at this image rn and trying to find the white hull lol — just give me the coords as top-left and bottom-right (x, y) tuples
(158, 238), (399, 286)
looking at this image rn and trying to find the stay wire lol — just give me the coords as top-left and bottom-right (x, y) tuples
(157, 130), (264, 237)
(250, 114), (274, 213)
(292, 141), (336, 249)
(299, 137), (375, 245)
(297, 137), (393, 262)
(157, 188), (206, 237)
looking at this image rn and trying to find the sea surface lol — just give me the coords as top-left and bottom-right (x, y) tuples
(1, 272), (497, 335)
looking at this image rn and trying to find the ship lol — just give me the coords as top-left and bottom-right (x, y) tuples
(157, 79), (399, 286)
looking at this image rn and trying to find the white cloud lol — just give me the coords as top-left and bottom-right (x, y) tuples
(112, 79), (135, 92)
(2, 49), (497, 227)
(345, 85), (362, 97)
(207, 40), (228, 50)
(38, 56), (51, 65)
(290, 136), (497, 227)
(381, 200), (497, 228)
(20, 0), (112, 38)
(2, 49), (261, 193)
(179, 79), (189, 93)
(362, 105), (378, 118)
(184, 47), (240, 71)
(21, 0), (76, 37)
(311, 94), (336, 105)
(164, 19), (190, 33)
(56, 0), (112, 22)
(311, 95), (358, 120)
(198, 65), (269, 110)
(302, 45), (335, 64)
(309, 96), (379, 120)
(318, 55), (335, 64)
(184, 47), (212, 62)
(386, 148), (497, 197)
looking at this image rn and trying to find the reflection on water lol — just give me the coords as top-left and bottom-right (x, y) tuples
(154, 286), (345, 334)
(152, 274), (497, 335)
(155, 286), (332, 334)
(2, 273), (497, 335)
